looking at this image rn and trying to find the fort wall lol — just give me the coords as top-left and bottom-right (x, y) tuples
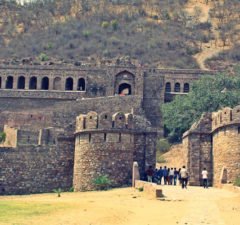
(74, 111), (157, 191)
(211, 106), (240, 186)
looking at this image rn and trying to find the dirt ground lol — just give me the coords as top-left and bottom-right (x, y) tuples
(0, 185), (239, 225)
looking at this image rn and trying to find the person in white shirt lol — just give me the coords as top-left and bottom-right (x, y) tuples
(180, 166), (188, 189)
(202, 168), (208, 188)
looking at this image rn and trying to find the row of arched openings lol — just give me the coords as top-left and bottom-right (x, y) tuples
(165, 82), (190, 93)
(0, 76), (86, 91)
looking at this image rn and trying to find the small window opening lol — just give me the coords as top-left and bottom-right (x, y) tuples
(119, 133), (121, 142)
(104, 133), (107, 142)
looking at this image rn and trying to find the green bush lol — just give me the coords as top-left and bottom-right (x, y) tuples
(111, 19), (118, 31)
(156, 138), (171, 153)
(82, 30), (91, 39)
(101, 21), (109, 29)
(53, 188), (62, 197)
(0, 132), (6, 143)
(138, 187), (144, 192)
(93, 175), (111, 190)
(68, 187), (74, 192)
(38, 53), (49, 61)
(234, 177), (240, 187)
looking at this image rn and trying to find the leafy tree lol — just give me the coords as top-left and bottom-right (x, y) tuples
(162, 69), (240, 142)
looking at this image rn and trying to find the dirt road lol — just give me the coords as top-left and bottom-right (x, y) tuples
(0, 186), (239, 225)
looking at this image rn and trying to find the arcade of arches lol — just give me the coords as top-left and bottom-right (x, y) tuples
(0, 76), (86, 91)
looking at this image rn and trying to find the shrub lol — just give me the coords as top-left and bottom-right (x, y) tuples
(156, 138), (171, 153)
(69, 187), (74, 192)
(234, 177), (240, 187)
(82, 30), (91, 39)
(93, 175), (111, 190)
(111, 19), (118, 31)
(53, 188), (62, 197)
(38, 53), (49, 61)
(138, 187), (144, 192)
(101, 21), (109, 29)
(0, 132), (6, 143)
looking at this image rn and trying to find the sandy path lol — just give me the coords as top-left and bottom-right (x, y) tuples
(0, 186), (239, 225)
(161, 185), (239, 225)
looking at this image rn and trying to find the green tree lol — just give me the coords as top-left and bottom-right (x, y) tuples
(162, 70), (240, 142)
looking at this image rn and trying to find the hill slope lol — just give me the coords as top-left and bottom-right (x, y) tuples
(0, 0), (239, 69)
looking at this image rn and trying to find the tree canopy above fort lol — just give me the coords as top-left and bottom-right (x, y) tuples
(162, 66), (240, 142)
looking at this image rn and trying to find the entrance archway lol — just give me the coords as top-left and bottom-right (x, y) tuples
(65, 77), (73, 90)
(6, 76), (13, 89)
(53, 77), (62, 90)
(118, 83), (131, 95)
(18, 76), (25, 89)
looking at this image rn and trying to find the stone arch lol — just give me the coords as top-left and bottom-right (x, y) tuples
(85, 111), (98, 129)
(53, 77), (62, 90)
(99, 112), (112, 129)
(114, 71), (135, 95)
(65, 77), (74, 91)
(118, 83), (131, 95)
(41, 77), (49, 90)
(17, 76), (25, 89)
(174, 83), (180, 92)
(125, 113), (134, 129)
(6, 76), (13, 89)
(76, 115), (86, 131)
(29, 77), (37, 90)
(77, 78), (86, 91)
(112, 112), (126, 129)
(183, 83), (190, 93)
(165, 82), (171, 93)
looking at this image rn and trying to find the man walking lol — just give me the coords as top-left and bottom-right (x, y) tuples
(180, 165), (188, 189)
(202, 168), (208, 188)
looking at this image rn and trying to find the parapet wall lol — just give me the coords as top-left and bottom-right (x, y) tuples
(74, 112), (135, 191)
(212, 106), (240, 186)
(0, 136), (74, 195)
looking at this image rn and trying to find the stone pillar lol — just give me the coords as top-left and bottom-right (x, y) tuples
(37, 77), (42, 90)
(13, 76), (18, 89)
(25, 77), (30, 90)
(132, 161), (140, 187)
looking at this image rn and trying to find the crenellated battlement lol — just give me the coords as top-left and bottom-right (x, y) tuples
(212, 106), (240, 131)
(76, 111), (134, 132)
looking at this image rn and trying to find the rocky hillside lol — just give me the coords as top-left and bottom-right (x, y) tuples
(0, 0), (239, 69)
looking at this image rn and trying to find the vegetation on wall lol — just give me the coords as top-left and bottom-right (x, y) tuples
(162, 66), (240, 143)
(0, 0), (239, 69)
(0, 132), (6, 143)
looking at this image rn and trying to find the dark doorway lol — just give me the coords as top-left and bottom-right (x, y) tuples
(165, 82), (171, 93)
(6, 76), (13, 89)
(41, 77), (49, 90)
(118, 83), (131, 95)
(77, 78), (85, 91)
(18, 76), (25, 89)
(65, 77), (73, 90)
(184, 83), (190, 93)
(29, 77), (37, 89)
(174, 83), (180, 92)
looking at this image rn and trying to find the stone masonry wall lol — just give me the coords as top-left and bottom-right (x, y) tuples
(212, 125), (240, 186)
(0, 137), (74, 195)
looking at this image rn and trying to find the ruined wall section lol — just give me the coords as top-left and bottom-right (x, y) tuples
(0, 136), (74, 195)
(212, 106), (240, 186)
(183, 113), (213, 186)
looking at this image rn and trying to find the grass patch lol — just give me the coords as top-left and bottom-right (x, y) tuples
(234, 177), (240, 187)
(0, 200), (67, 223)
(156, 151), (167, 164)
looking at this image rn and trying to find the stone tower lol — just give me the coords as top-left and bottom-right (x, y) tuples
(73, 111), (135, 191)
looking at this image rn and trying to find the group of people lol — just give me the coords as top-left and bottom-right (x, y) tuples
(146, 165), (208, 189)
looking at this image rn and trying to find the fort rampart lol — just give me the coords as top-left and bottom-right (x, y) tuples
(0, 62), (219, 194)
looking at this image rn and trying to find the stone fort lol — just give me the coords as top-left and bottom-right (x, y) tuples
(0, 59), (238, 194)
